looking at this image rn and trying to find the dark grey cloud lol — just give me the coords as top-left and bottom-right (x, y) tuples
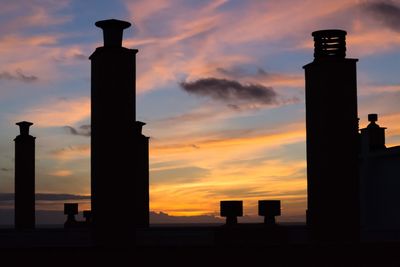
(50, 144), (90, 158)
(73, 53), (87, 60)
(64, 126), (78, 135)
(150, 211), (223, 224)
(52, 53), (87, 62)
(208, 187), (306, 199)
(150, 211), (305, 224)
(63, 124), (91, 137)
(0, 69), (38, 83)
(0, 209), (84, 225)
(216, 66), (271, 79)
(0, 193), (90, 202)
(0, 193), (13, 201)
(216, 66), (303, 86)
(361, 0), (400, 32)
(180, 78), (278, 109)
(36, 193), (90, 201)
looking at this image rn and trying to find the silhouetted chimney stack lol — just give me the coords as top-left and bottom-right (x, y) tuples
(304, 29), (360, 243)
(14, 121), (35, 230)
(360, 114), (386, 152)
(83, 210), (92, 224)
(90, 19), (149, 246)
(64, 203), (78, 228)
(134, 121), (150, 228)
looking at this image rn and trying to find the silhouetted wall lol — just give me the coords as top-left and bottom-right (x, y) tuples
(359, 114), (400, 231)
(304, 30), (359, 243)
(14, 121), (35, 229)
(134, 121), (149, 228)
(90, 19), (140, 245)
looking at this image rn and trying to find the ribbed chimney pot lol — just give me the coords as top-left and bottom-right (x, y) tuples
(312, 29), (347, 59)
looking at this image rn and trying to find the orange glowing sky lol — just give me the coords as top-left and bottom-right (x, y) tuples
(1, 0), (400, 224)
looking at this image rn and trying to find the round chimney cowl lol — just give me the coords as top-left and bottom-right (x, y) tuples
(95, 19), (131, 47)
(368, 113), (378, 123)
(312, 29), (347, 59)
(16, 121), (33, 136)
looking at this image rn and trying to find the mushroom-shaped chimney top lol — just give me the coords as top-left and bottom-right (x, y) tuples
(95, 19), (131, 47)
(367, 113), (383, 129)
(64, 203), (78, 215)
(16, 121), (33, 136)
(134, 121), (146, 134)
(368, 113), (378, 123)
(312, 29), (347, 59)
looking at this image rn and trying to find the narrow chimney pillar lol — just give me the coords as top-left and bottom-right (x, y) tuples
(14, 121), (35, 230)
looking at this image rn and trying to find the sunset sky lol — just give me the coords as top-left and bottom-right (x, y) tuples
(1, 0), (400, 224)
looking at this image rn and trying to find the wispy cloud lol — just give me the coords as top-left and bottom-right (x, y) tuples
(151, 166), (210, 184)
(0, 0), (71, 37)
(0, 69), (37, 83)
(50, 145), (90, 161)
(48, 170), (73, 177)
(150, 211), (223, 224)
(0, 193), (90, 202)
(63, 125), (91, 137)
(149, 121), (307, 218)
(151, 122), (305, 155)
(123, 0), (400, 96)
(13, 97), (90, 127)
(0, 1), (76, 89)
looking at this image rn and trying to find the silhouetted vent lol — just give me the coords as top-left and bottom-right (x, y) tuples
(95, 19), (131, 47)
(312, 29), (346, 59)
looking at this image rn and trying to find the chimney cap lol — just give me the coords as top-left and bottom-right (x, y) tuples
(16, 121), (33, 127)
(312, 29), (347, 38)
(16, 121), (33, 136)
(95, 19), (131, 30)
(64, 203), (78, 215)
(220, 200), (243, 217)
(83, 210), (92, 218)
(258, 200), (281, 217)
(95, 19), (131, 47)
(312, 29), (347, 59)
(368, 113), (378, 122)
(135, 121), (146, 127)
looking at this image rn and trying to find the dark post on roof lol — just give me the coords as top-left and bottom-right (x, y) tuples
(14, 121), (36, 230)
(258, 200), (281, 225)
(360, 114), (386, 152)
(220, 200), (243, 225)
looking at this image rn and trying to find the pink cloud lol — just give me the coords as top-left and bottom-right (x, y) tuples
(120, 0), (400, 98)
(0, 0), (71, 31)
(12, 97), (90, 127)
(50, 145), (90, 161)
(48, 169), (73, 177)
